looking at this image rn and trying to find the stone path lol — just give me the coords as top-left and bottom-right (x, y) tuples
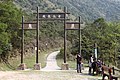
(41, 51), (61, 71)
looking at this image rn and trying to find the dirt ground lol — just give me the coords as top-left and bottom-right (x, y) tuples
(0, 70), (102, 80)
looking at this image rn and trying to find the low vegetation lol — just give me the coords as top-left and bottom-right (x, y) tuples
(0, 49), (56, 70)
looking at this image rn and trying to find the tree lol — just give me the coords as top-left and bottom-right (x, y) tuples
(0, 1), (22, 60)
(0, 23), (10, 54)
(69, 18), (120, 66)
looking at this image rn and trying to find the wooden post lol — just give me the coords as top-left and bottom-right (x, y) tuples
(79, 16), (81, 55)
(61, 7), (69, 70)
(21, 16), (24, 64)
(64, 7), (67, 63)
(34, 7), (41, 70)
(36, 6), (39, 64)
(17, 16), (27, 70)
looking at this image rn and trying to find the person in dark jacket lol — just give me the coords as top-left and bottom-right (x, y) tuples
(92, 58), (97, 75)
(76, 54), (82, 73)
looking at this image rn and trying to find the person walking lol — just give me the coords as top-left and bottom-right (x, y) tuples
(76, 54), (82, 73)
(88, 54), (93, 74)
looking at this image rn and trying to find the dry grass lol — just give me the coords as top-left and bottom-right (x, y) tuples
(0, 49), (56, 71)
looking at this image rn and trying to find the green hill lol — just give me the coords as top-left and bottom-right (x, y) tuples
(14, 0), (120, 21)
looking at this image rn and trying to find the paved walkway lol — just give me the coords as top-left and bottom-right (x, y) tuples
(41, 51), (61, 71)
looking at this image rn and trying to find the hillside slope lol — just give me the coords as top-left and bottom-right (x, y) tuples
(14, 0), (120, 21)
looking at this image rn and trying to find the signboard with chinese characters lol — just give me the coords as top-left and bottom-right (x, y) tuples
(34, 12), (70, 20)
(39, 13), (65, 18)
(20, 22), (37, 30)
(66, 22), (80, 30)
(66, 22), (85, 30)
